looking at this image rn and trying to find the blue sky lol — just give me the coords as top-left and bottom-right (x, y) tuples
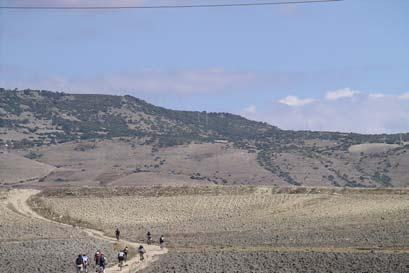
(1, 0), (408, 133)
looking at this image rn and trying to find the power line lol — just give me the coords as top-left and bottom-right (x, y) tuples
(0, 0), (343, 10)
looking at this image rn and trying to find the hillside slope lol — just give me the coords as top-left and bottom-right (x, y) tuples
(0, 152), (54, 184)
(0, 88), (275, 148)
(1, 88), (409, 188)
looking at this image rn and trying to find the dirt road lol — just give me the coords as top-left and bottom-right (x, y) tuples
(7, 189), (168, 272)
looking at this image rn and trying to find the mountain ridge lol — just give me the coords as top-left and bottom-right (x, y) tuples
(0, 88), (278, 148)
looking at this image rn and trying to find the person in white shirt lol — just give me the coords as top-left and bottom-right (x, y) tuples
(81, 254), (89, 273)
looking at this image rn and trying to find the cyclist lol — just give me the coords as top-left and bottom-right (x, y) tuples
(123, 246), (129, 262)
(98, 253), (107, 273)
(146, 231), (152, 245)
(75, 254), (83, 273)
(159, 235), (165, 249)
(94, 250), (101, 268)
(118, 250), (126, 270)
(138, 245), (146, 261)
(115, 227), (120, 241)
(82, 254), (89, 273)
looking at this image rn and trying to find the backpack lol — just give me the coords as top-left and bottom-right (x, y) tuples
(99, 256), (106, 266)
(76, 256), (83, 265)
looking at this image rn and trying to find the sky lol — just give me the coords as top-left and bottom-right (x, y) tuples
(0, 0), (408, 134)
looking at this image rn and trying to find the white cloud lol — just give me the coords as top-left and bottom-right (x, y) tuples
(278, 95), (315, 106)
(254, 92), (409, 134)
(398, 92), (409, 99)
(369, 93), (385, 99)
(325, 88), (359, 100)
(243, 105), (257, 114)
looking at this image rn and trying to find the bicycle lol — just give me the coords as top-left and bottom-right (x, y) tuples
(118, 260), (124, 271)
(75, 264), (83, 273)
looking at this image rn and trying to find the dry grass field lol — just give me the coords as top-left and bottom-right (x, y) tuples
(2, 138), (408, 189)
(348, 143), (401, 154)
(6, 139), (281, 187)
(0, 152), (54, 185)
(29, 186), (409, 272)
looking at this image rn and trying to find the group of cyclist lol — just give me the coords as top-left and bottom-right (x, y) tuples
(75, 254), (89, 273)
(75, 228), (165, 272)
(75, 250), (108, 273)
(147, 231), (165, 249)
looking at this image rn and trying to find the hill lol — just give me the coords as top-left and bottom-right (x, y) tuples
(1, 88), (409, 188)
(0, 88), (276, 148)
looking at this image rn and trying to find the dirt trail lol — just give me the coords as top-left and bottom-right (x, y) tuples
(7, 189), (168, 273)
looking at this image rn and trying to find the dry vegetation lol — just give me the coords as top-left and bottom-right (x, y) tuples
(0, 152), (54, 185)
(34, 186), (409, 249)
(28, 186), (409, 272)
(2, 186), (409, 272)
(3, 139), (281, 187)
(348, 143), (400, 154)
(2, 138), (408, 189)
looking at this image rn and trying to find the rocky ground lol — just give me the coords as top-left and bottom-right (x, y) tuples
(140, 251), (409, 273)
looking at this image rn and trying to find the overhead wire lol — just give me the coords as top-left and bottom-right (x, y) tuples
(0, 0), (343, 10)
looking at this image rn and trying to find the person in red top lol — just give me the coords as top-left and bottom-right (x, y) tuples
(94, 250), (101, 268)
